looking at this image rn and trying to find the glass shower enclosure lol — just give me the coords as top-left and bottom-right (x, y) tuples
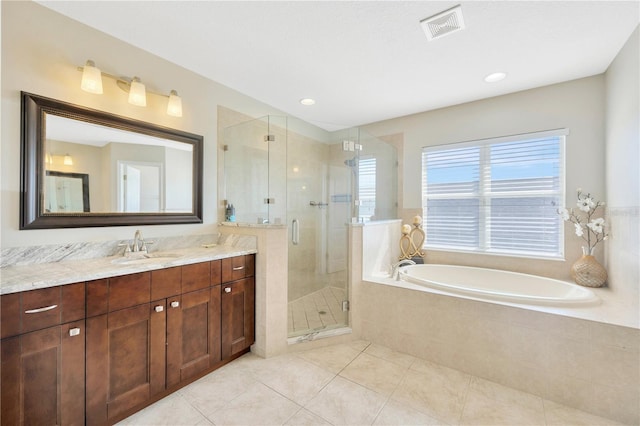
(223, 115), (396, 338)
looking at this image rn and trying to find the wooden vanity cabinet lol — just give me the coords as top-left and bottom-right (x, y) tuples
(85, 272), (166, 425)
(221, 254), (255, 359)
(0, 283), (86, 426)
(85, 258), (234, 425)
(1, 254), (254, 426)
(166, 261), (222, 387)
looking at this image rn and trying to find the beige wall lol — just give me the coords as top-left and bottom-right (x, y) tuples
(605, 26), (639, 302)
(362, 76), (607, 281)
(1, 1), (285, 248)
(46, 140), (106, 212)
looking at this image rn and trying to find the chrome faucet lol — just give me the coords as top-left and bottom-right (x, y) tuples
(390, 259), (416, 281)
(132, 230), (144, 252)
(120, 230), (153, 256)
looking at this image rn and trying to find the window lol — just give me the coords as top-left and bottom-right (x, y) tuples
(358, 156), (376, 223)
(422, 130), (565, 258)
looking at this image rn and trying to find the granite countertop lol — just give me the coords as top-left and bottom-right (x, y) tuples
(0, 245), (256, 295)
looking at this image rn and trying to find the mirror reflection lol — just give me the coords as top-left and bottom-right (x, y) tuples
(45, 114), (193, 214)
(44, 171), (90, 213)
(20, 92), (203, 229)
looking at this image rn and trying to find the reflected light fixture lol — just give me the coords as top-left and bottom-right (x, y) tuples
(128, 77), (147, 107)
(63, 154), (73, 166)
(80, 60), (103, 94)
(167, 90), (183, 117)
(78, 59), (183, 117)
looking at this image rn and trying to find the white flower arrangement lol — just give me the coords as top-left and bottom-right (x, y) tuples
(558, 189), (608, 254)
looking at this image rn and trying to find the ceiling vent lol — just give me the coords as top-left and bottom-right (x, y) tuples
(420, 5), (465, 41)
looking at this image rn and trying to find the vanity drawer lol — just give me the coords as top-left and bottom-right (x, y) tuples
(182, 262), (211, 293)
(221, 255), (255, 283)
(87, 272), (150, 316)
(0, 283), (85, 338)
(151, 266), (182, 300)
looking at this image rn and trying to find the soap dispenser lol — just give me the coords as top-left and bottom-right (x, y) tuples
(229, 204), (236, 222)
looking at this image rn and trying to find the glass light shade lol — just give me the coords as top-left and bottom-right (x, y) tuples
(167, 90), (183, 117)
(80, 60), (103, 94)
(63, 154), (73, 166)
(128, 77), (147, 106)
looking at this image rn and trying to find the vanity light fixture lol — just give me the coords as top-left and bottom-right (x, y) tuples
(63, 154), (73, 166)
(80, 60), (103, 94)
(484, 72), (507, 83)
(77, 60), (183, 116)
(127, 77), (147, 107)
(167, 90), (183, 117)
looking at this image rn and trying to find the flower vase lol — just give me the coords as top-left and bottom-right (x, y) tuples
(571, 247), (607, 288)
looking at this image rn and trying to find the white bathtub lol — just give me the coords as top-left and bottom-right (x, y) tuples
(398, 264), (600, 306)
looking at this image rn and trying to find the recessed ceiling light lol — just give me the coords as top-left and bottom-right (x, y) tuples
(484, 72), (507, 83)
(300, 98), (315, 106)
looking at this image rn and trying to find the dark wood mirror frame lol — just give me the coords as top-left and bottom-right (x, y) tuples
(20, 92), (203, 229)
(45, 170), (91, 213)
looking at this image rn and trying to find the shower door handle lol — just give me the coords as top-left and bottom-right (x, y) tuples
(292, 219), (299, 245)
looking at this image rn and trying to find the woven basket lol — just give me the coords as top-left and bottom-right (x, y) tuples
(571, 254), (607, 288)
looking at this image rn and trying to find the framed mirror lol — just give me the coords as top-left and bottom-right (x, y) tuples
(21, 92), (203, 229)
(44, 171), (90, 213)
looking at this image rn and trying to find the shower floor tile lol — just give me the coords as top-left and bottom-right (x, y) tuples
(288, 286), (347, 336)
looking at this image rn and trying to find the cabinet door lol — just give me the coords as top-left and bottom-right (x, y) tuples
(221, 277), (255, 359)
(86, 302), (166, 425)
(1, 321), (85, 426)
(166, 287), (221, 387)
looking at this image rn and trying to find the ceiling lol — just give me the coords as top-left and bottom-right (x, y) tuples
(37, 1), (639, 131)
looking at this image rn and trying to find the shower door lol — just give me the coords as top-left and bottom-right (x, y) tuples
(222, 116), (286, 224)
(287, 122), (357, 338)
(223, 114), (356, 338)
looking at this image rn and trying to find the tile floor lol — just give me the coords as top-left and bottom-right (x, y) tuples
(118, 341), (622, 426)
(288, 287), (348, 336)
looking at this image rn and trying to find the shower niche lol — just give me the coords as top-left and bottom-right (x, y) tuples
(222, 112), (397, 338)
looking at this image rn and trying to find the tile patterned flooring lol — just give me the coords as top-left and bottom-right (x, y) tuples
(288, 287), (348, 336)
(117, 341), (622, 426)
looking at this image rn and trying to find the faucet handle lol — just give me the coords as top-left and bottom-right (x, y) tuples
(140, 240), (154, 253)
(118, 241), (132, 254)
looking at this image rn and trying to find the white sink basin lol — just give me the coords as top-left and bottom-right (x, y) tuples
(111, 253), (183, 265)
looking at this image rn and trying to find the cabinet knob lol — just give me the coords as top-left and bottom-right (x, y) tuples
(224, 287), (231, 293)
(69, 327), (81, 337)
(170, 301), (180, 308)
(154, 305), (164, 313)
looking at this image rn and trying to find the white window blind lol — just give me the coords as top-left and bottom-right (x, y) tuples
(422, 130), (565, 258)
(358, 156), (376, 223)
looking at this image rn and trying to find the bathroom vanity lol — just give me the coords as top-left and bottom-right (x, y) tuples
(0, 252), (255, 426)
